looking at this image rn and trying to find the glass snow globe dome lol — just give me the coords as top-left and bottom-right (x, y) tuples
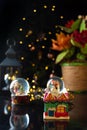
(46, 76), (64, 93)
(10, 78), (30, 96)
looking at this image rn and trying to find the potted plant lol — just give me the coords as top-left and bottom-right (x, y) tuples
(51, 16), (87, 92)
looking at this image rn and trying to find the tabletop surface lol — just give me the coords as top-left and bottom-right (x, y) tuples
(0, 91), (87, 130)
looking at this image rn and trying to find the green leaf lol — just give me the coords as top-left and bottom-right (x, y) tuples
(76, 53), (86, 60)
(55, 50), (69, 64)
(71, 38), (81, 48)
(80, 19), (87, 32)
(66, 47), (75, 58)
(58, 19), (82, 33)
(58, 25), (73, 33)
(81, 44), (87, 54)
(71, 18), (82, 31)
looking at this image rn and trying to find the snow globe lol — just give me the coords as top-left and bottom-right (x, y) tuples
(43, 76), (74, 120)
(10, 78), (30, 105)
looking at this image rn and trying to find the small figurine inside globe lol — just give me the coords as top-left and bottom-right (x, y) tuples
(10, 78), (30, 105)
(43, 76), (64, 101)
(47, 76), (64, 93)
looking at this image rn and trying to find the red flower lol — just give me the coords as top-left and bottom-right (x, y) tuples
(73, 30), (87, 47)
(65, 20), (74, 28)
(51, 16), (87, 64)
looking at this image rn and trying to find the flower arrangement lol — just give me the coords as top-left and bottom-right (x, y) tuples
(51, 16), (87, 65)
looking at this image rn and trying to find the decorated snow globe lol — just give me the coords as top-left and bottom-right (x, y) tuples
(43, 76), (74, 120)
(10, 78), (30, 105)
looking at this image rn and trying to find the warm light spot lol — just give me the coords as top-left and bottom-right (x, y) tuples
(32, 85), (36, 89)
(60, 16), (64, 19)
(21, 57), (24, 60)
(52, 5), (56, 8)
(85, 16), (87, 20)
(19, 28), (23, 31)
(28, 93), (31, 97)
(36, 39), (39, 42)
(45, 66), (48, 70)
(55, 25), (58, 28)
(8, 76), (11, 80)
(32, 79), (35, 83)
(27, 30), (33, 35)
(30, 99), (32, 101)
(28, 44), (32, 47)
(31, 94), (34, 97)
(15, 70), (18, 74)
(19, 41), (23, 44)
(51, 8), (55, 11)
(78, 15), (82, 19)
(44, 37), (47, 40)
(42, 45), (45, 49)
(31, 96), (35, 100)
(30, 88), (33, 92)
(22, 17), (26, 21)
(37, 88), (41, 92)
(32, 89), (35, 92)
(25, 34), (28, 37)
(30, 46), (35, 51)
(33, 9), (37, 13)
(48, 31), (52, 35)
(52, 58), (55, 61)
(8, 106), (11, 111)
(44, 5), (47, 8)
(26, 77), (29, 81)
(32, 63), (35, 67)
(11, 75), (16, 80)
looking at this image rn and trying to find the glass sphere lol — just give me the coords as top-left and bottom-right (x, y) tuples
(9, 114), (29, 130)
(10, 78), (30, 96)
(46, 76), (64, 93)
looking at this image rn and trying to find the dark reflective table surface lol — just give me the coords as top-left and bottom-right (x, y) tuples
(0, 91), (87, 130)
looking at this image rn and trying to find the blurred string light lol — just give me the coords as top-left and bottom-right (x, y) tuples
(15, 1), (82, 94)
(28, 44), (32, 48)
(43, 5), (47, 9)
(16, 2), (62, 86)
(20, 56), (24, 61)
(22, 17), (26, 21)
(19, 28), (23, 32)
(25, 34), (28, 38)
(33, 9), (37, 13)
(48, 31), (52, 35)
(52, 5), (56, 9)
(42, 45), (45, 49)
(51, 7), (55, 11)
(27, 30), (33, 36)
(30, 46), (35, 51)
(45, 66), (48, 70)
(18, 7), (64, 43)
(26, 77), (29, 81)
(60, 15), (64, 19)
(19, 41), (23, 44)
(36, 39), (39, 42)
(32, 63), (35, 67)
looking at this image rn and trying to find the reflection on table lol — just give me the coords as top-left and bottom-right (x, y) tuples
(1, 93), (43, 130)
(0, 92), (87, 130)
